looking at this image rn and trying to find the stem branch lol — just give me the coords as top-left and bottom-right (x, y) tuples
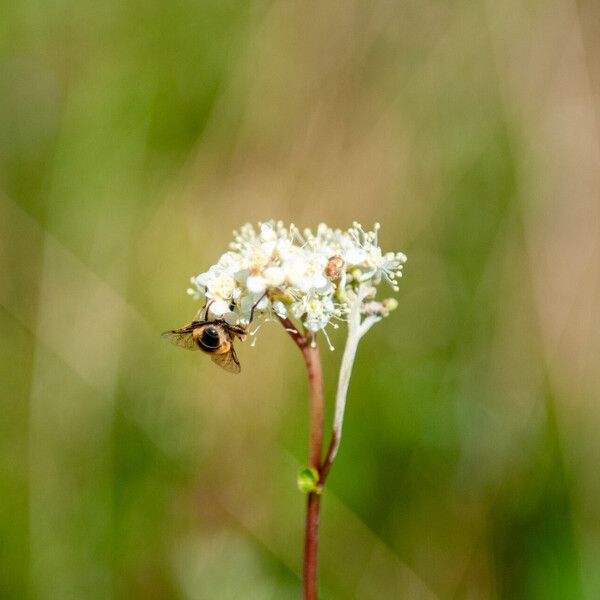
(278, 299), (376, 597)
(321, 288), (379, 484)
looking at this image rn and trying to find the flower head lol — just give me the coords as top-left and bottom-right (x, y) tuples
(187, 221), (406, 341)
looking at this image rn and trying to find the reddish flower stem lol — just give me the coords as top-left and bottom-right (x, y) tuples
(278, 316), (324, 600)
(303, 492), (321, 600)
(318, 432), (338, 485)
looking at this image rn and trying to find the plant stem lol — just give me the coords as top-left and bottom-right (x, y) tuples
(278, 288), (378, 597)
(304, 341), (324, 470)
(278, 317), (324, 600)
(304, 492), (321, 600)
(302, 341), (323, 600)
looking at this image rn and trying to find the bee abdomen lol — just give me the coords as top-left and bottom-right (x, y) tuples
(198, 326), (222, 353)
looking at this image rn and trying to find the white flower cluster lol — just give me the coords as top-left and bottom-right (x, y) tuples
(187, 221), (406, 344)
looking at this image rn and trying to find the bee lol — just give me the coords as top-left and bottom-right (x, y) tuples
(162, 297), (263, 374)
(325, 255), (344, 281)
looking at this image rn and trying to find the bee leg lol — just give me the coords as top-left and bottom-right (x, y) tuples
(203, 299), (214, 321)
(249, 292), (267, 324)
(229, 325), (248, 337)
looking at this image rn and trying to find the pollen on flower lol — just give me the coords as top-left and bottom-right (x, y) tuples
(187, 221), (407, 342)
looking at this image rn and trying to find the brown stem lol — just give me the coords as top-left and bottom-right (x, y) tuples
(303, 341), (324, 470)
(304, 492), (321, 600)
(318, 431), (338, 485)
(302, 340), (323, 600)
(278, 317), (324, 600)
(277, 316), (306, 350)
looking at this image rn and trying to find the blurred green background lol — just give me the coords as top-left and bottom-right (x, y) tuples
(2, 1), (600, 598)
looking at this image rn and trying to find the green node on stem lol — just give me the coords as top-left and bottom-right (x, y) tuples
(296, 466), (322, 495)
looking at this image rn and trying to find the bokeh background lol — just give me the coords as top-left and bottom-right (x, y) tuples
(2, 1), (600, 598)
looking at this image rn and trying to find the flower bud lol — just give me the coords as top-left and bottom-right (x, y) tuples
(383, 298), (398, 312)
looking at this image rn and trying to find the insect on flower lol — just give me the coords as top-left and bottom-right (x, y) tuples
(324, 255), (344, 281)
(162, 295), (265, 374)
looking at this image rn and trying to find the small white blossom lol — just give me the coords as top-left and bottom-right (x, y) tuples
(187, 221), (407, 339)
(291, 293), (336, 333)
(246, 274), (267, 294)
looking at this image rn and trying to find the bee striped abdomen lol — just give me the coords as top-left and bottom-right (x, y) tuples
(197, 326), (222, 352)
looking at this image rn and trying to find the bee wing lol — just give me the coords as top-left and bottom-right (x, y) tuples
(210, 346), (241, 374)
(161, 322), (201, 351)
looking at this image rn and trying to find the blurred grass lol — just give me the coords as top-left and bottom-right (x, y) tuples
(2, 0), (600, 598)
